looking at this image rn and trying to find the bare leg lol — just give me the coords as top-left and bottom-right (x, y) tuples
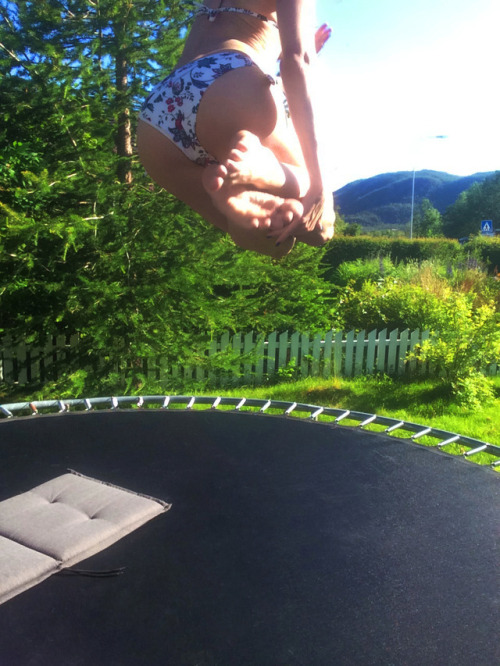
(202, 159), (304, 232)
(138, 64), (334, 255)
(137, 120), (295, 258)
(223, 131), (309, 198)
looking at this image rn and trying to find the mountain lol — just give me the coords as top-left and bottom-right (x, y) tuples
(333, 170), (497, 230)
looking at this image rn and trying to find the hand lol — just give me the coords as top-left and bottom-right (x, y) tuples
(268, 189), (325, 245)
(315, 23), (332, 54)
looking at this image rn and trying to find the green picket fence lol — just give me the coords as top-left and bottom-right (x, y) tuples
(0, 334), (79, 386)
(180, 328), (434, 384)
(2, 329), (497, 387)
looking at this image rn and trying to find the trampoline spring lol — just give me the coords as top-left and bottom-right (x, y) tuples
(0, 405), (13, 418)
(162, 396), (171, 409)
(385, 421), (405, 433)
(211, 397), (221, 409)
(235, 398), (246, 410)
(260, 400), (271, 413)
(359, 414), (377, 428)
(411, 427), (432, 440)
(58, 401), (69, 413)
(110, 397), (119, 410)
(335, 410), (350, 423)
(310, 407), (324, 420)
(186, 396), (195, 410)
(84, 399), (93, 411)
(137, 397), (144, 409)
(284, 402), (297, 415)
(464, 444), (488, 457)
(437, 435), (460, 448)
(491, 459), (500, 467)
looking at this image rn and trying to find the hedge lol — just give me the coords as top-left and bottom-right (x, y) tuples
(322, 236), (500, 274)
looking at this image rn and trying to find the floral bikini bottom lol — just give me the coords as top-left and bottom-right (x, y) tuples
(139, 51), (276, 166)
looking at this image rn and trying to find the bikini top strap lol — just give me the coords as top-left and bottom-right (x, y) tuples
(192, 2), (278, 27)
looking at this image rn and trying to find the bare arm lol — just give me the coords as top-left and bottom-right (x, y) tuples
(274, 0), (324, 239)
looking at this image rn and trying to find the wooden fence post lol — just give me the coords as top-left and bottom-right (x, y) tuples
(1, 335), (15, 384)
(254, 334), (265, 382)
(311, 333), (322, 377)
(376, 329), (387, 374)
(219, 331), (231, 385)
(15, 341), (30, 385)
(243, 331), (254, 382)
(290, 331), (300, 373)
(366, 329), (377, 375)
(232, 332), (243, 380)
(354, 330), (365, 376)
(387, 329), (399, 375)
(409, 329), (420, 375)
(398, 329), (410, 376)
(333, 330), (343, 377)
(207, 338), (218, 383)
(300, 333), (310, 377)
(278, 331), (289, 372)
(344, 330), (355, 378)
(267, 331), (278, 376)
(323, 330), (333, 378)
(419, 330), (430, 376)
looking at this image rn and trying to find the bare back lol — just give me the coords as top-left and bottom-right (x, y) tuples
(178, 0), (280, 69)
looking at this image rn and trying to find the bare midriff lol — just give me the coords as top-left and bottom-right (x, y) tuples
(178, 2), (280, 69)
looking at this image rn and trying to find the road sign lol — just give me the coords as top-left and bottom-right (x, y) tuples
(481, 220), (493, 236)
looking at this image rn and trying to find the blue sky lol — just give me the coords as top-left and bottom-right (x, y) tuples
(314, 0), (500, 189)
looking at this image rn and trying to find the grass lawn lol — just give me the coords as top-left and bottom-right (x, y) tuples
(195, 375), (499, 441)
(194, 374), (500, 469)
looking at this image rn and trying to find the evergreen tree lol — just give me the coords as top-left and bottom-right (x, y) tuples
(0, 0), (189, 183)
(0, 0), (191, 344)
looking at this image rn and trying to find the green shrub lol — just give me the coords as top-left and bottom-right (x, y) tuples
(336, 279), (453, 332)
(463, 237), (500, 273)
(409, 297), (500, 407)
(332, 256), (399, 288)
(323, 237), (463, 276)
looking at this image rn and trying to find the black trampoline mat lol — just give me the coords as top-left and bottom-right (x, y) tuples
(0, 409), (499, 666)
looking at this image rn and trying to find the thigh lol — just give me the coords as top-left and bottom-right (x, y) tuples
(137, 120), (229, 232)
(198, 65), (306, 169)
(196, 65), (284, 159)
(137, 121), (291, 257)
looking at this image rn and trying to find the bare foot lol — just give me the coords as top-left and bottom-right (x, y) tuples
(223, 131), (287, 194)
(296, 218), (335, 246)
(296, 208), (335, 247)
(218, 130), (307, 198)
(202, 163), (301, 232)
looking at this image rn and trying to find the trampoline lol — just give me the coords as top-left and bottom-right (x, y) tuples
(0, 395), (499, 666)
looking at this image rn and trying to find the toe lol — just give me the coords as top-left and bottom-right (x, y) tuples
(202, 163), (227, 192)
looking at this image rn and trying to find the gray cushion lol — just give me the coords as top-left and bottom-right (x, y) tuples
(0, 536), (58, 605)
(0, 472), (170, 605)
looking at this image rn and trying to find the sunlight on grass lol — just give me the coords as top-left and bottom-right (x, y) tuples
(193, 374), (500, 470)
